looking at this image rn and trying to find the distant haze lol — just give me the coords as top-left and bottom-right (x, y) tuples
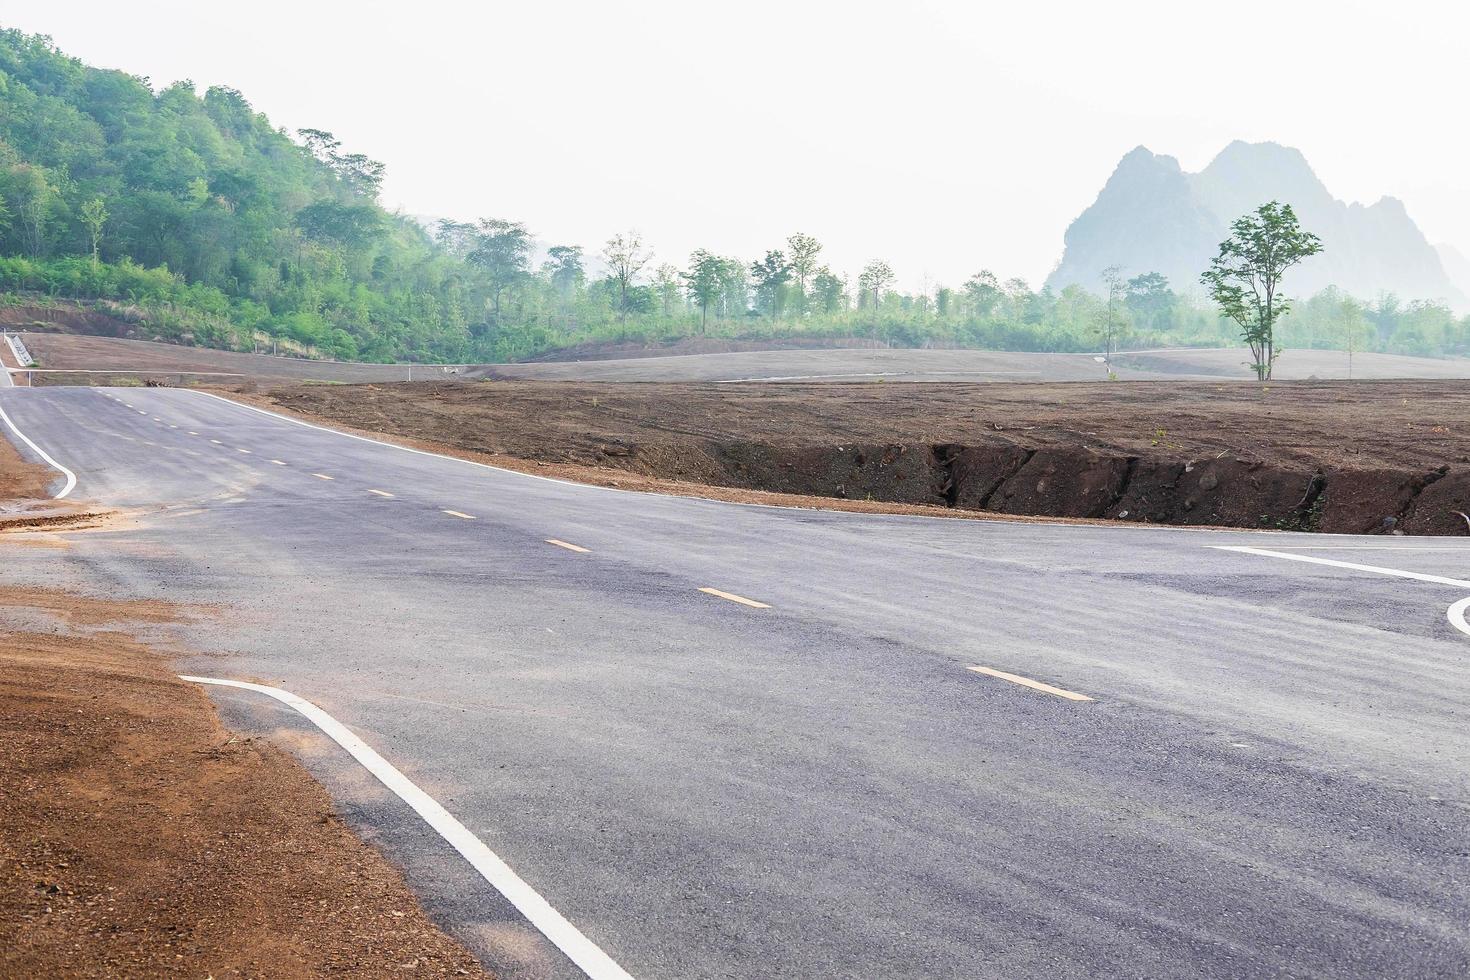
(8, 1), (1470, 292)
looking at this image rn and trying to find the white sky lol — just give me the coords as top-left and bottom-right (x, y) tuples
(8, 1), (1470, 290)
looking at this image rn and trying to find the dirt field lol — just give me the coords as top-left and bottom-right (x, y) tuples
(0, 449), (494, 977)
(238, 378), (1470, 535)
(17, 313), (1470, 386)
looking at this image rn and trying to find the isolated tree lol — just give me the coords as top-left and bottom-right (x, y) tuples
(1337, 293), (1368, 379)
(857, 260), (895, 308)
(602, 231), (651, 322)
(80, 197), (108, 266)
(468, 218), (533, 323)
(785, 232), (822, 312)
(1096, 264), (1126, 369)
(750, 249), (794, 319)
(1200, 201), (1323, 380)
(682, 249), (725, 332)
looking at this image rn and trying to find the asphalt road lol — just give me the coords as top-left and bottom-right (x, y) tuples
(2, 385), (1468, 979)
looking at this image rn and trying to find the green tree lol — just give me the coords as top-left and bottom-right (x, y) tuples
(469, 218), (532, 323)
(653, 263), (681, 317)
(542, 245), (585, 305)
(1096, 264), (1126, 368)
(1125, 272), (1174, 333)
(4, 164), (54, 258)
(682, 249), (725, 332)
(964, 270), (1001, 318)
(857, 260), (894, 308)
(785, 232), (822, 313)
(602, 231), (651, 323)
(810, 267), (846, 313)
(1337, 292), (1368, 379)
(1200, 201), (1323, 380)
(750, 249), (794, 319)
(79, 197), (109, 266)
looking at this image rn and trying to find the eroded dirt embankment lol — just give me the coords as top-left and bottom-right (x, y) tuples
(239, 378), (1470, 535)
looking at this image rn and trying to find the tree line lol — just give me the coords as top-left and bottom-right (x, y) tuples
(1, 29), (1467, 367)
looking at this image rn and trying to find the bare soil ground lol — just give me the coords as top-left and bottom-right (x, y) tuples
(235, 378), (1470, 535)
(0, 433), (54, 501)
(0, 449), (493, 978)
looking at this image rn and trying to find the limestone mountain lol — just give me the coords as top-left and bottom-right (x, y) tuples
(1047, 141), (1465, 310)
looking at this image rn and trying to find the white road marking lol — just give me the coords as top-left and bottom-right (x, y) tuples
(210, 439), (224, 445)
(367, 489), (395, 498)
(1449, 597), (1470, 638)
(1213, 545), (1470, 589)
(270, 459), (287, 466)
(0, 400), (78, 498)
(313, 473), (335, 481)
(547, 538), (590, 553)
(967, 665), (1094, 701)
(443, 509), (476, 519)
(188, 431), (200, 436)
(178, 675), (635, 980)
(1244, 545), (1470, 553)
(237, 448), (253, 454)
(699, 587), (770, 608)
(1216, 545), (1470, 641)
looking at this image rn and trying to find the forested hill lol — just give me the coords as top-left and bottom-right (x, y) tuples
(0, 29), (472, 361)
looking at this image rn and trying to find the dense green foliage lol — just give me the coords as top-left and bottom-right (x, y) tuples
(1201, 202), (1324, 379)
(2, 29), (1468, 366)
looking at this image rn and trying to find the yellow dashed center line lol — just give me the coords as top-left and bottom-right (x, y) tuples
(443, 509), (476, 520)
(967, 666), (1094, 702)
(367, 489), (395, 498)
(313, 473), (334, 481)
(699, 587), (770, 609)
(546, 539), (590, 553)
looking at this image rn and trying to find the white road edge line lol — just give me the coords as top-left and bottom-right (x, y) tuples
(178, 675), (635, 980)
(0, 399), (77, 498)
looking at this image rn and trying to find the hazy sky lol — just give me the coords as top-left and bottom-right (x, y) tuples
(9, 1), (1470, 290)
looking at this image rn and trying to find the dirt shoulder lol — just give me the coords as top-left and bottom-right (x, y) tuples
(227, 378), (1470, 535)
(0, 429), (54, 501)
(0, 582), (492, 977)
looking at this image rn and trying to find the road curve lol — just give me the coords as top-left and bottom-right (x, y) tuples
(2, 385), (1468, 979)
